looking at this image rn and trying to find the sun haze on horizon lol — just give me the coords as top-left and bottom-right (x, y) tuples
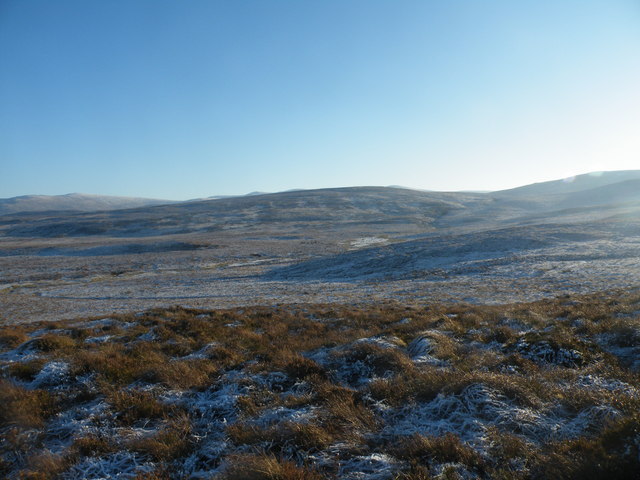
(1, 0), (639, 200)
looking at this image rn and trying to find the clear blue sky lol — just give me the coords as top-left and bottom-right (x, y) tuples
(1, 0), (639, 200)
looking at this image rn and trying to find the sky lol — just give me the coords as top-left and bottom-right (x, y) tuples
(1, 0), (639, 200)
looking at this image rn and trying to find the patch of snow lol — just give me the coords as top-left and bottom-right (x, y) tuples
(407, 335), (434, 357)
(499, 365), (520, 375)
(0, 340), (41, 363)
(178, 342), (219, 360)
(382, 384), (528, 444)
(62, 451), (155, 479)
(380, 383), (616, 447)
(406, 332), (449, 366)
(250, 405), (318, 427)
(560, 405), (622, 437)
(46, 400), (112, 452)
(430, 462), (477, 480)
(515, 339), (583, 367)
(499, 318), (532, 333)
(250, 371), (293, 393)
(178, 439), (227, 478)
(28, 328), (67, 338)
(160, 377), (253, 475)
(334, 359), (387, 387)
(307, 337), (409, 387)
(350, 237), (389, 249)
(70, 318), (116, 329)
(137, 329), (157, 341)
(596, 333), (640, 371)
(167, 379), (245, 426)
(227, 258), (271, 267)
(31, 361), (70, 388)
(576, 375), (638, 396)
(307, 314), (339, 324)
(84, 334), (115, 344)
(337, 453), (403, 480)
(354, 335), (404, 349)
(1, 428), (40, 466)
(615, 310), (640, 318)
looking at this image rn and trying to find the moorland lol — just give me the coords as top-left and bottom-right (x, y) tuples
(1, 170), (639, 478)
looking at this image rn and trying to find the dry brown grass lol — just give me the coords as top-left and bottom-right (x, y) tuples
(31, 334), (76, 352)
(274, 351), (328, 381)
(0, 380), (57, 428)
(367, 367), (453, 405)
(144, 358), (219, 390)
(532, 413), (640, 479)
(227, 420), (334, 453)
(394, 466), (433, 480)
(15, 451), (69, 480)
(107, 390), (173, 426)
(483, 426), (531, 461)
(73, 344), (144, 386)
(0, 326), (28, 349)
(71, 341), (219, 390)
(442, 371), (547, 408)
(6, 358), (47, 382)
(1, 291), (639, 479)
(221, 453), (323, 480)
(313, 380), (379, 437)
(127, 415), (193, 461)
(393, 433), (486, 473)
(70, 435), (117, 457)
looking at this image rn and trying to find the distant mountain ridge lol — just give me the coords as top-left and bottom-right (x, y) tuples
(2, 170), (638, 220)
(0, 193), (175, 216)
(491, 170), (640, 197)
(1, 170), (639, 321)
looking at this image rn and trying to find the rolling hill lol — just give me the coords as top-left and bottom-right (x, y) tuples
(3, 170), (640, 239)
(0, 193), (174, 216)
(1, 170), (639, 322)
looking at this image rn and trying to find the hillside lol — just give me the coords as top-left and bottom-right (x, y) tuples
(0, 193), (174, 216)
(491, 170), (640, 198)
(1, 171), (640, 323)
(0, 187), (484, 238)
(2, 170), (640, 240)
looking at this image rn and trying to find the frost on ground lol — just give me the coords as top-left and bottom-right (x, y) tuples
(1, 292), (639, 479)
(62, 452), (156, 480)
(349, 237), (389, 249)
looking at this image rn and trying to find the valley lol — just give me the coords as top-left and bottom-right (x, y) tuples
(1, 172), (640, 323)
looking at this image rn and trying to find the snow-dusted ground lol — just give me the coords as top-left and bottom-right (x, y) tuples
(349, 237), (389, 249)
(1, 221), (639, 323)
(2, 295), (639, 479)
(1, 180), (640, 323)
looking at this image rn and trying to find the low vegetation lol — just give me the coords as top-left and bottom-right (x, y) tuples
(0, 290), (639, 478)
